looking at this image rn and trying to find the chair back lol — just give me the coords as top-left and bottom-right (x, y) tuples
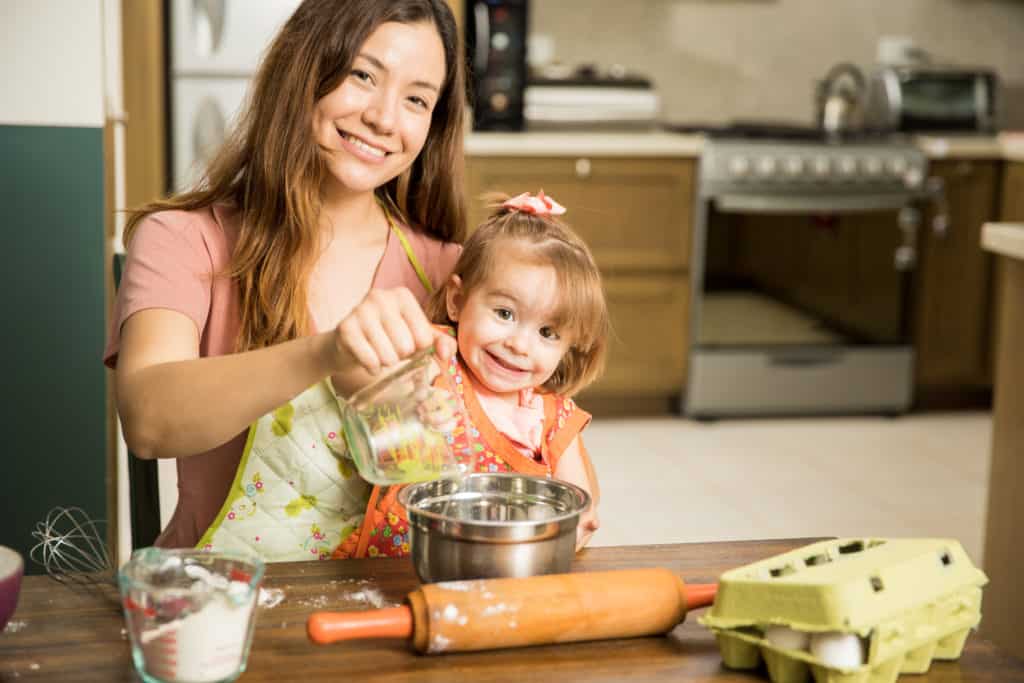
(113, 252), (163, 549)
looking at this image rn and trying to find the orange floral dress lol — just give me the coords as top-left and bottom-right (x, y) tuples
(331, 352), (591, 559)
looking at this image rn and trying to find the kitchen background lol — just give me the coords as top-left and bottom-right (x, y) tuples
(4, 0), (1024, 658)
(533, 0), (1024, 128)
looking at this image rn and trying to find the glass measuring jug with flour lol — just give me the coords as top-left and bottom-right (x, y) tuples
(339, 347), (465, 485)
(118, 548), (264, 683)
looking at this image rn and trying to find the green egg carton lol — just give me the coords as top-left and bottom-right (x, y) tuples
(698, 538), (988, 683)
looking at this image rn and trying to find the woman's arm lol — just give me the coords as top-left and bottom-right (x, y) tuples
(554, 436), (601, 551)
(116, 287), (455, 460)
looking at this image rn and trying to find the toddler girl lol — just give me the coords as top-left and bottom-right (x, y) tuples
(334, 191), (609, 558)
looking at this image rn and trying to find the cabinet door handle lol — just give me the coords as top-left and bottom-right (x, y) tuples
(575, 158), (592, 179)
(924, 176), (950, 239)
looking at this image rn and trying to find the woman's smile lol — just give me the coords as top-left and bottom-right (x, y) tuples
(312, 21), (445, 195)
(337, 129), (391, 162)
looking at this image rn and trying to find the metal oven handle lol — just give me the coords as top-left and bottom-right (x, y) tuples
(712, 193), (915, 214)
(767, 349), (844, 368)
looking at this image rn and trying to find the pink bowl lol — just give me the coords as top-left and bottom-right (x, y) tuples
(0, 546), (24, 631)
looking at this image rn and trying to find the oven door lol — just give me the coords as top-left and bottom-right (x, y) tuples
(685, 193), (918, 417)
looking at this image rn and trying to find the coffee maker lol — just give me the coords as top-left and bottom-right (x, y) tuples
(464, 0), (528, 131)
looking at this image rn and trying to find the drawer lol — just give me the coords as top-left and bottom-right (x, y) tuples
(466, 156), (695, 272)
(583, 273), (690, 397)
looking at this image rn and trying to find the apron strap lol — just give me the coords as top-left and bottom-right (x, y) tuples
(382, 205), (434, 294)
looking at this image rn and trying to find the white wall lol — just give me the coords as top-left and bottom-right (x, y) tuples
(535, 0), (1024, 128)
(0, 2), (105, 127)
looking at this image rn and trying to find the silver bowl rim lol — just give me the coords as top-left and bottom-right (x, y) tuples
(398, 472), (590, 529)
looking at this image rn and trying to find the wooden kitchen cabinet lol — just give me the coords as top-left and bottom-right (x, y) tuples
(913, 159), (1000, 403)
(585, 273), (690, 397)
(465, 156), (696, 409)
(466, 157), (694, 271)
(990, 162), (1024, 381)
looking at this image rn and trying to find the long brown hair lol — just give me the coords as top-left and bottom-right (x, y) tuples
(124, 0), (466, 351)
(426, 195), (610, 397)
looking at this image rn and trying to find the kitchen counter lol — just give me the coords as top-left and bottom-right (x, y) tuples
(466, 130), (1023, 160)
(4, 539), (1021, 681)
(914, 134), (1005, 160)
(982, 222), (1024, 260)
(981, 220), (1024, 660)
(1000, 133), (1024, 162)
(466, 131), (703, 157)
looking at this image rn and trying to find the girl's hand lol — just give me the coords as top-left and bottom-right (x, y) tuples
(576, 508), (600, 551)
(329, 287), (456, 377)
(414, 386), (459, 434)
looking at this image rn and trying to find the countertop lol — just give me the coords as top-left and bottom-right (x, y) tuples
(466, 130), (1024, 161)
(2, 539), (1021, 682)
(465, 130), (704, 157)
(1000, 132), (1024, 162)
(982, 222), (1024, 260)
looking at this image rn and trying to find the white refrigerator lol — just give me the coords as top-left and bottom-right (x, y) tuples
(169, 0), (300, 190)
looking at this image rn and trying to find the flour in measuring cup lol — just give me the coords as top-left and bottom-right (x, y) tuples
(139, 582), (256, 683)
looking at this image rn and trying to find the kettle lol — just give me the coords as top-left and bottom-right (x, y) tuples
(815, 63), (867, 138)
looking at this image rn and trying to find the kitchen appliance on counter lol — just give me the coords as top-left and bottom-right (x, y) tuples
(864, 64), (998, 134)
(815, 63), (867, 138)
(524, 65), (661, 130)
(464, 0), (529, 131)
(681, 123), (936, 417)
(168, 0), (300, 190)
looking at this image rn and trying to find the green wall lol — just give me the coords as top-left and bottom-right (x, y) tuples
(0, 125), (107, 573)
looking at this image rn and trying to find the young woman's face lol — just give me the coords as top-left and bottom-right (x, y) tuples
(447, 253), (572, 401)
(313, 21), (446, 197)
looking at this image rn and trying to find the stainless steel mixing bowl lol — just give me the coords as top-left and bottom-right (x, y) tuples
(398, 473), (590, 583)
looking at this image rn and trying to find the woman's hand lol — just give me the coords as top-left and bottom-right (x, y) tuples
(327, 287), (456, 394)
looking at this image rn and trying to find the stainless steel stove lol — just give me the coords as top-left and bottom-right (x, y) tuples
(682, 125), (934, 417)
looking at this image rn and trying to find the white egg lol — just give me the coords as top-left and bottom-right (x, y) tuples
(810, 631), (864, 668)
(764, 625), (810, 651)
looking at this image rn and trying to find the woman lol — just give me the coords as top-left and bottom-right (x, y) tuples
(106, 0), (466, 548)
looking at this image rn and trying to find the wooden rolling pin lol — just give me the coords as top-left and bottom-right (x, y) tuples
(307, 568), (717, 654)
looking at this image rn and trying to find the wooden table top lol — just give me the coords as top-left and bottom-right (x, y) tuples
(2, 538), (1021, 682)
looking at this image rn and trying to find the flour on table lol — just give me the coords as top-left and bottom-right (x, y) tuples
(3, 620), (27, 634)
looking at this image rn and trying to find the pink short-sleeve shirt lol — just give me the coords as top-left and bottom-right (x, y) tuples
(105, 204), (461, 548)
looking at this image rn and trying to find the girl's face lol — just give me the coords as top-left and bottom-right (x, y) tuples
(313, 21), (446, 198)
(446, 253), (572, 401)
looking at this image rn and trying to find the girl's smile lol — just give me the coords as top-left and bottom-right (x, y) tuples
(446, 252), (572, 403)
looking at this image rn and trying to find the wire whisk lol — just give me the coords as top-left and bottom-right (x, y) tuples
(30, 506), (116, 597)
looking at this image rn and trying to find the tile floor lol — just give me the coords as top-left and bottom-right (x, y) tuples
(584, 411), (992, 567)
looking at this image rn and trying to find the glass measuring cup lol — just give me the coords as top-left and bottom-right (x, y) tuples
(118, 548), (264, 683)
(339, 347), (464, 486)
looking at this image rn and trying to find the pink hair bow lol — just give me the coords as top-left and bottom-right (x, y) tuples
(502, 191), (567, 216)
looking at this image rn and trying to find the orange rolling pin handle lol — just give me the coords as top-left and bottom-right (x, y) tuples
(684, 582), (718, 611)
(307, 605), (414, 645)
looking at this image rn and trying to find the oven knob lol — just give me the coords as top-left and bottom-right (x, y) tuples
(756, 156), (777, 177)
(904, 166), (925, 189)
(863, 156), (883, 176)
(811, 156), (831, 178)
(491, 32), (511, 52)
(838, 156), (858, 178)
(888, 157), (909, 176)
(728, 156), (751, 178)
(784, 156), (804, 177)
(489, 92), (509, 112)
